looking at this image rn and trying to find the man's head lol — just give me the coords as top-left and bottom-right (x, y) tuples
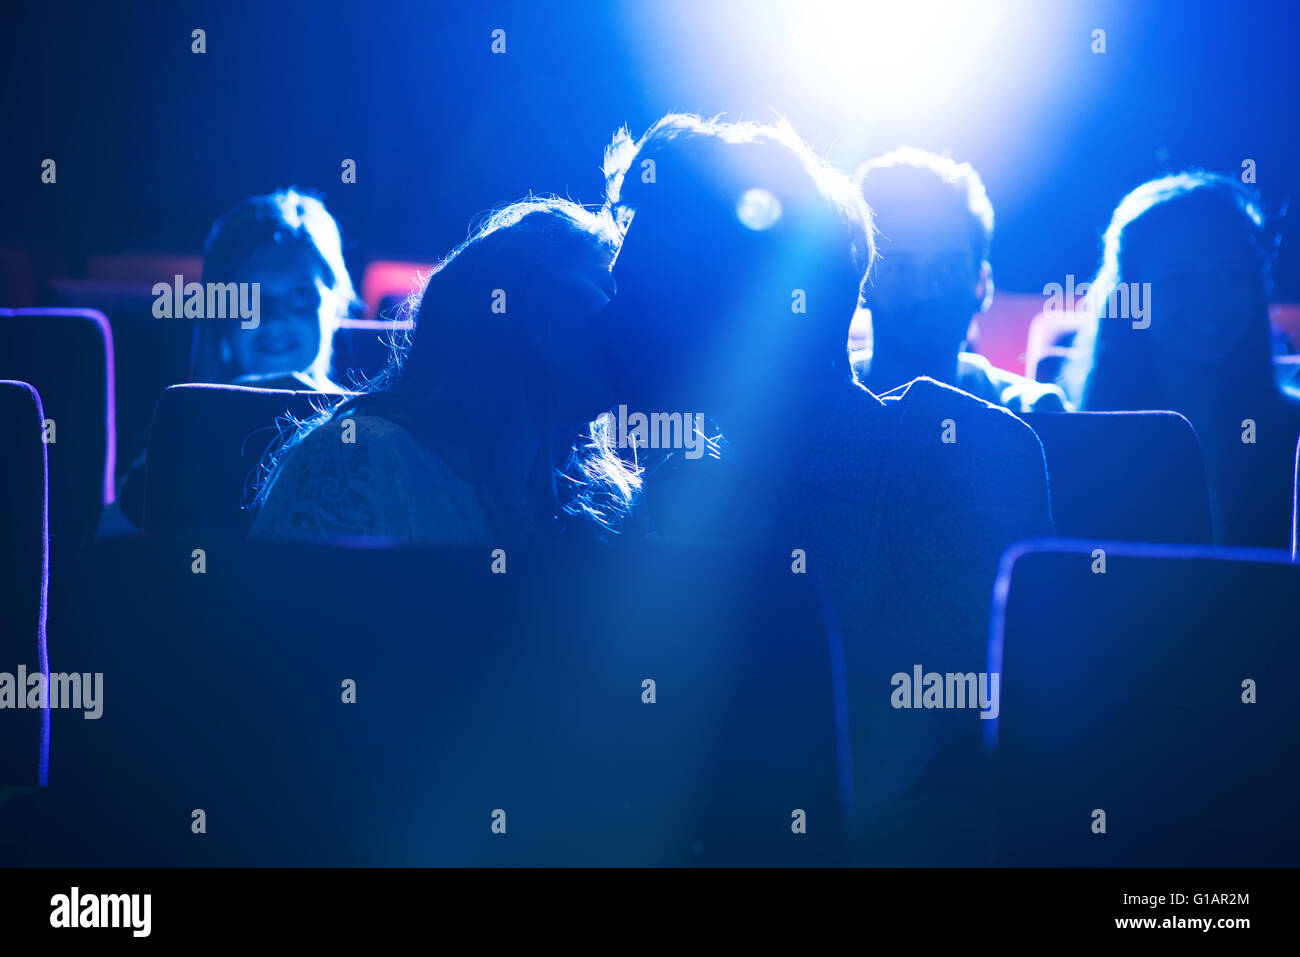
(855, 148), (993, 365)
(600, 114), (874, 412)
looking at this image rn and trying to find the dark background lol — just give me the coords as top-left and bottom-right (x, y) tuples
(3, 0), (1298, 297)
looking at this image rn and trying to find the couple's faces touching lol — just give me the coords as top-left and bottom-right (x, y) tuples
(596, 212), (690, 412)
(597, 202), (767, 412)
(524, 227), (710, 423)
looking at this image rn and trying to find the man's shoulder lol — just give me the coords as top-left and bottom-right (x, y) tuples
(883, 375), (1047, 468)
(883, 373), (1025, 423)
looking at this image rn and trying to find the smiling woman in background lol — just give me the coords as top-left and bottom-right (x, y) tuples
(190, 188), (360, 391)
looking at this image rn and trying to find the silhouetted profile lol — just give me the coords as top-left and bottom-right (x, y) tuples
(598, 114), (1053, 861)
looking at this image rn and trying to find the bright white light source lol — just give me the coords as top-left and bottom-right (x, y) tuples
(785, 0), (1008, 127)
(623, 0), (1074, 184)
(737, 188), (783, 230)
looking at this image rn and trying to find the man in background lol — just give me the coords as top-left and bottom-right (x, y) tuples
(853, 147), (1069, 412)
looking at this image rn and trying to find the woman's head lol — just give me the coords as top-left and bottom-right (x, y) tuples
(253, 196), (638, 534)
(380, 196), (621, 429)
(1078, 171), (1276, 409)
(195, 189), (358, 386)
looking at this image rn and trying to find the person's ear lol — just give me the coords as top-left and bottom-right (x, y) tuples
(975, 260), (994, 314)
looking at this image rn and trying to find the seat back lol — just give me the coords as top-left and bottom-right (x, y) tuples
(988, 539), (1300, 865)
(1022, 411), (1213, 544)
(0, 310), (114, 559)
(27, 537), (846, 866)
(141, 383), (326, 538)
(1293, 434), (1299, 559)
(0, 381), (50, 789)
(330, 319), (400, 387)
(47, 278), (195, 485)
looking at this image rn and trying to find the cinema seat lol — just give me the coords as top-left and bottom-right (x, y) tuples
(1292, 434), (1299, 559)
(330, 319), (400, 387)
(987, 539), (1300, 866)
(141, 384), (327, 539)
(0, 310), (115, 560)
(1021, 411), (1213, 544)
(48, 279), (191, 481)
(0, 382), (50, 793)
(15, 537), (848, 866)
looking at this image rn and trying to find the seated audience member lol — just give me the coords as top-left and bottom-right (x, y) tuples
(598, 115), (1053, 855)
(250, 198), (640, 544)
(191, 188), (359, 391)
(109, 189), (361, 531)
(1071, 171), (1300, 549)
(851, 147), (1069, 412)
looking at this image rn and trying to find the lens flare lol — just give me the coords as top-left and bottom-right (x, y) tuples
(737, 188), (783, 231)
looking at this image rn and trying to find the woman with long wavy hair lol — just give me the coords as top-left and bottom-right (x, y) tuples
(250, 197), (640, 545)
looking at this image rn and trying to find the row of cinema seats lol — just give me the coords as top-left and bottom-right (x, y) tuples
(0, 307), (1281, 550)
(8, 538), (849, 866)
(143, 394), (1218, 544)
(2, 307), (1299, 864)
(5, 525), (1297, 865)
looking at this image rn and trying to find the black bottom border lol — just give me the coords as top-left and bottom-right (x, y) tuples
(0, 867), (1282, 942)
